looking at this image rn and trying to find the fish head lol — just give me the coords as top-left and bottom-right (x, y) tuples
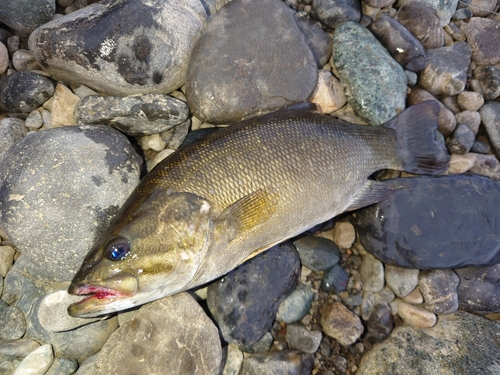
(68, 192), (214, 318)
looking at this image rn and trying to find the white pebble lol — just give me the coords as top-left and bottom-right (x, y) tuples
(403, 287), (424, 305)
(310, 70), (346, 114)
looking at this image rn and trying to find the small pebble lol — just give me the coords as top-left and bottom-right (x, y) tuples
(239, 332), (273, 354)
(310, 70), (346, 114)
(419, 269), (460, 314)
(51, 83), (80, 126)
(25, 110), (43, 129)
(366, 303), (394, 341)
(0, 245), (15, 277)
(0, 305), (26, 340)
(471, 140), (490, 154)
(139, 134), (167, 152)
(455, 110), (481, 134)
(359, 253), (384, 293)
(396, 299), (437, 328)
(286, 324), (322, 354)
(41, 109), (52, 127)
(7, 35), (20, 55)
(361, 291), (375, 321)
(446, 123), (475, 154)
(457, 91), (484, 111)
(331, 221), (356, 248)
(276, 283), (314, 324)
(320, 302), (364, 346)
(402, 287), (424, 304)
(223, 344), (243, 375)
(45, 357), (79, 375)
(321, 263), (349, 292)
(12, 49), (41, 71)
(375, 287), (396, 305)
(447, 153), (477, 174)
(293, 236), (340, 271)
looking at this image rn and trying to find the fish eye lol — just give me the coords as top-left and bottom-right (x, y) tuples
(105, 237), (131, 261)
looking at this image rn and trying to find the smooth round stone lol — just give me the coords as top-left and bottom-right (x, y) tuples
(457, 91), (484, 112)
(223, 344), (243, 375)
(321, 263), (349, 292)
(321, 302), (364, 346)
(366, 303), (393, 341)
(385, 265), (419, 298)
(396, 300), (437, 328)
(0, 118), (27, 161)
(0, 305), (26, 340)
(286, 324), (322, 354)
(359, 253), (384, 293)
(293, 236), (341, 271)
(463, 18), (500, 66)
(13, 344), (54, 375)
(239, 350), (313, 375)
(309, 70), (346, 115)
(0, 0), (54, 36)
(475, 64), (500, 101)
(331, 221), (356, 248)
(311, 0), (361, 29)
(12, 49), (40, 71)
(332, 21), (407, 125)
(455, 110), (481, 134)
(276, 283), (314, 324)
(419, 270), (459, 314)
(456, 264), (500, 314)
(45, 357), (79, 375)
(479, 101), (500, 158)
(471, 140), (490, 154)
(0, 71), (55, 113)
(0, 42), (8, 74)
(25, 110), (43, 129)
(446, 123), (475, 154)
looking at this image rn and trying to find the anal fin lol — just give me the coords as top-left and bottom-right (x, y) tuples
(345, 180), (394, 212)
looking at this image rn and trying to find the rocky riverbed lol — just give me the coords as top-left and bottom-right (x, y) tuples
(1, 0), (500, 374)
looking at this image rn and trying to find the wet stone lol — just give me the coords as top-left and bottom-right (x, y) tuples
(207, 242), (300, 345)
(480, 101), (500, 158)
(446, 123), (475, 154)
(286, 324), (322, 354)
(311, 0), (361, 30)
(359, 253), (384, 293)
(293, 236), (341, 271)
(353, 175), (500, 269)
(321, 263), (349, 292)
(419, 270), (459, 314)
(74, 94), (190, 136)
(239, 349), (314, 375)
(276, 283), (314, 324)
(320, 302), (364, 346)
(366, 304), (394, 341)
(455, 264), (500, 314)
(0, 305), (26, 340)
(385, 265), (419, 298)
(475, 64), (500, 101)
(463, 18), (500, 66)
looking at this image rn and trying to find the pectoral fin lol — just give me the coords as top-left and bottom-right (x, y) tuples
(345, 180), (394, 212)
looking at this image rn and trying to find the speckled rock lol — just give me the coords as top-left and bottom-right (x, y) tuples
(463, 18), (500, 66)
(475, 64), (500, 100)
(74, 94), (190, 135)
(320, 302), (364, 346)
(311, 0), (361, 30)
(276, 283), (314, 324)
(456, 264), (500, 314)
(419, 270), (459, 314)
(28, 0), (211, 96)
(186, 0), (317, 124)
(332, 21), (407, 125)
(357, 311), (500, 375)
(286, 324), (322, 354)
(293, 236), (341, 271)
(396, 299), (437, 328)
(396, 0), (459, 25)
(0, 118), (27, 162)
(0, 125), (140, 281)
(239, 350), (313, 375)
(0, 0), (54, 36)
(0, 305), (26, 340)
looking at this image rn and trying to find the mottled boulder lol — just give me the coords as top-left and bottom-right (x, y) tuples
(332, 22), (407, 125)
(0, 125), (140, 281)
(186, 0), (317, 124)
(456, 264), (500, 314)
(94, 293), (222, 375)
(28, 0), (211, 96)
(357, 311), (500, 375)
(353, 175), (500, 269)
(207, 242), (300, 346)
(0, 0), (54, 37)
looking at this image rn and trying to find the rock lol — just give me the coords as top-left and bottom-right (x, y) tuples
(457, 91), (484, 111)
(0, 71), (55, 113)
(0, 0), (54, 36)
(286, 324), (322, 354)
(321, 263), (349, 292)
(362, 0), (395, 8)
(366, 303), (393, 341)
(419, 42), (471, 96)
(239, 332), (273, 354)
(239, 349), (313, 375)
(375, 287), (395, 305)
(12, 49), (41, 71)
(357, 311), (500, 375)
(455, 110), (481, 134)
(94, 293), (222, 375)
(480, 101), (500, 158)
(0, 125), (140, 281)
(0, 42), (7, 75)
(74, 353), (98, 375)
(331, 221), (356, 248)
(293, 236), (341, 271)
(51, 84), (80, 126)
(361, 291), (375, 320)
(25, 110), (43, 130)
(0, 245), (15, 277)
(180, 127), (219, 149)
(475, 64), (500, 100)
(396, 299), (437, 328)
(403, 286), (424, 304)
(223, 344), (244, 375)
(395, 1), (444, 49)
(418, 270), (459, 314)
(353, 175), (500, 269)
(309, 70), (347, 114)
(29, 0), (211, 96)
(396, 0), (459, 25)
(311, 0), (361, 30)
(470, 153), (500, 181)
(0, 305), (26, 340)
(332, 21), (407, 125)
(446, 123), (475, 154)
(276, 283), (314, 324)
(384, 265), (419, 298)
(13, 344), (53, 375)
(463, 18), (500, 66)
(447, 153), (477, 174)
(74, 94), (190, 135)
(186, 0), (317, 124)
(0, 118), (27, 162)
(452, 7), (473, 19)
(207, 242), (300, 345)
(140, 134), (167, 153)
(0, 339), (41, 360)
(368, 15), (427, 72)
(464, 0), (498, 15)
(45, 357), (79, 375)
(294, 13), (333, 68)
(160, 119), (191, 150)
(471, 140), (490, 154)
(359, 252), (384, 293)
(320, 302), (364, 346)
(455, 264), (500, 314)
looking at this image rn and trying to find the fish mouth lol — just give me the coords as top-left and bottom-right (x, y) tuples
(67, 273), (139, 318)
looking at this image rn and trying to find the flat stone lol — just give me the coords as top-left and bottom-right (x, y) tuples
(239, 349), (313, 375)
(447, 153), (477, 174)
(13, 344), (53, 375)
(285, 324), (322, 354)
(396, 299), (436, 328)
(94, 293), (222, 375)
(419, 270), (459, 314)
(311, 0), (361, 30)
(309, 70), (346, 115)
(353, 175), (500, 269)
(0, 71), (54, 113)
(45, 357), (79, 375)
(463, 17), (500, 66)
(359, 253), (384, 293)
(276, 283), (314, 324)
(385, 265), (419, 298)
(320, 302), (364, 346)
(293, 236), (341, 271)
(332, 21), (407, 125)
(0, 339), (40, 357)
(455, 264), (500, 314)
(357, 311), (500, 375)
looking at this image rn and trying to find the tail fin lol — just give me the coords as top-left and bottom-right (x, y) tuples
(385, 101), (449, 175)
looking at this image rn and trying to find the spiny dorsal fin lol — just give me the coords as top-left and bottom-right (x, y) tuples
(345, 180), (394, 212)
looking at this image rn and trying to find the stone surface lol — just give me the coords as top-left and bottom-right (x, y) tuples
(28, 0), (211, 96)
(396, 299), (437, 328)
(0, 125), (140, 281)
(311, 0), (361, 29)
(186, 0), (317, 124)
(13, 344), (53, 375)
(419, 270), (460, 314)
(207, 242), (300, 345)
(321, 263), (349, 292)
(0, 0), (55, 36)
(455, 110), (481, 134)
(223, 344), (243, 375)
(320, 302), (364, 346)
(366, 303), (393, 341)
(357, 311), (500, 375)
(475, 64), (500, 100)
(332, 21), (407, 125)
(74, 94), (190, 135)
(239, 332), (273, 354)
(293, 236), (341, 271)
(359, 253), (384, 293)
(457, 91), (484, 111)
(0, 305), (26, 340)
(12, 49), (41, 71)
(446, 123), (475, 154)
(463, 18), (500, 66)
(456, 264), (500, 314)
(385, 265), (419, 298)
(0, 118), (27, 162)
(396, 0), (459, 25)
(403, 287), (424, 304)
(331, 221), (356, 248)
(419, 42), (471, 96)
(354, 175), (500, 269)
(276, 283), (314, 324)
(239, 350), (313, 375)
(25, 110), (43, 130)
(0, 245), (15, 277)
(480, 101), (500, 158)
(286, 324), (322, 354)
(51, 84), (80, 127)
(470, 153), (500, 181)
(0, 71), (55, 113)
(309, 70), (346, 114)
(45, 357), (79, 375)
(294, 13), (333, 68)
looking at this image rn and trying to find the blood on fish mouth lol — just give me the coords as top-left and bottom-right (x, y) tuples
(74, 285), (123, 302)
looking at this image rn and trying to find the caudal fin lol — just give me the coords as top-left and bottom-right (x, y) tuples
(385, 101), (449, 174)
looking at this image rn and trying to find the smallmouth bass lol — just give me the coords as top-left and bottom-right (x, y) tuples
(68, 102), (448, 317)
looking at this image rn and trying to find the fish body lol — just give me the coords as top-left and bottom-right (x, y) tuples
(68, 102), (448, 317)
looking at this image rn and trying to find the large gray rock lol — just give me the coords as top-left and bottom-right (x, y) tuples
(456, 264), (500, 314)
(93, 293), (222, 375)
(0, 125), (140, 281)
(0, 0), (54, 37)
(185, 0), (317, 124)
(357, 311), (500, 375)
(28, 0), (211, 96)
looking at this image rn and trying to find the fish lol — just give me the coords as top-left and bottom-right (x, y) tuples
(68, 101), (449, 318)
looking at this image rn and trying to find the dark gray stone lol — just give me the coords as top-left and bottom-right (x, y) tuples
(294, 12), (333, 68)
(321, 263), (349, 292)
(480, 101), (500, 159)
(0, 71), (55, 113)
(471, 140), (491, 154)
(293, 236), (340, 271)
(368, 15), (427, 72)
(366, 303), (393, 341)
(160, 119), (191, 150)
(456, 264), (500, 314)
(0, 305), (26, 340)
(0, 118), (27, 162)
(474, 64), (500, 101)
(285, 324), (322, 354)
(239, 332), (273, 354)
(452, 7), (473, 19)
(419, 270), (459, 314)
(207, 242), (300, 346)
(186, 0), (317, 124)
(0, 125), (140, 281)
(463, 18), (500, 66)
(276, 283), (314, 324)
(28, 0), (211, 96)
(357, 311), (500, 375)
(45, 357), (79, 375)
(446, 123), (475, 154)
(74, 94), (190, 136)
(353, 175), (500, 269)
(0, 0), (54, 37)
(332, 21), (407, 125)
(240, 349), (314, 375)
(311, 0), (361, 30)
